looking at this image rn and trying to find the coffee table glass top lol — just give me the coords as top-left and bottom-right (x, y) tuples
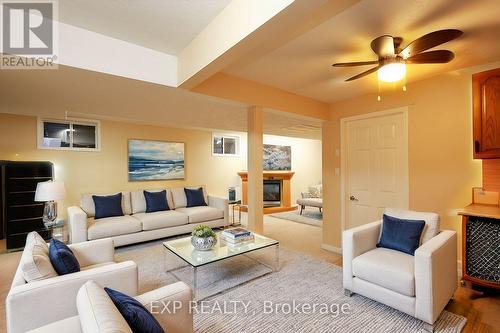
(163, 232), (278, 267)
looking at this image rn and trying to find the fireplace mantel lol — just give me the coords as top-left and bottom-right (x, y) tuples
(237, 171), (297, 214)
(237, 171), (295, 181)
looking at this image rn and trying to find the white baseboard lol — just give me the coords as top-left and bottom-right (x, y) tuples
(321, 243), (342, 254)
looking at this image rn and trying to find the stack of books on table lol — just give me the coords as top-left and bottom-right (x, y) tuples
(221, 227), (254, 245)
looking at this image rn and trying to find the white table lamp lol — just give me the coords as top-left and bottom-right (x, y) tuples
(35, 181), (66, 227)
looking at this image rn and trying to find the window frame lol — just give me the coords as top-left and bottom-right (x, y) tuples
(211, 133), (241, 157)
(37, 117), (101, 151)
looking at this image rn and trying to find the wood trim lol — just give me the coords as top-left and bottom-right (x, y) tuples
(483, 159), (500, 192)
(237, 171), (295, 181)
(237, 171), (296, 212)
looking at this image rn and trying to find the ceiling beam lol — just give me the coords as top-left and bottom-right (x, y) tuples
(192, 73), (330, 120)
(177, 0), (295, 88)
(178, 0), (361, 89)
(58, 21), (178, 86)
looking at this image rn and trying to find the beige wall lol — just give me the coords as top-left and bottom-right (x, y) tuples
(263, 134), (322, 204)
(321, 64), (500, 259)
(0, 113), (322, 219)
(0, 113), (246, 218)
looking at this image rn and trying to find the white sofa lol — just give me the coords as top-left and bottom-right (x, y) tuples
(27, 280), (193, 333)
(342, 209), (457, 332)
(6, 237), (138, 333)
(68, 186), (229, 246)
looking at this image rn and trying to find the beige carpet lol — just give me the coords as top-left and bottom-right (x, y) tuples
(116, 240), (466, 333)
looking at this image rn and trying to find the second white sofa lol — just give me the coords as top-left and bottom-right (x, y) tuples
(68, 186), (228, 246)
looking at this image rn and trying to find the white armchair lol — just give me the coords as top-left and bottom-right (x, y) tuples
(27, 280), (193, 333)
(6, 238), (138, 333)
(342, 217), (457, 332)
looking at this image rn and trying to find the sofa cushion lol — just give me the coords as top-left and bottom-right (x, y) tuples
(308, 185), (323, 198)
(81, 192), (132, 218)
(171, 186), (206, 209)
(352, 247), (415, 297)
(385, 208), (440, 244)
(185, 187), (207, 207)
(88, 216), (142, 240)
(144, 190), (169, 213)
(131, 189), (174, 214)
(49, 239), (80, 275)
(377, 214), (425, 255)
(21, 231), (57, 282)
(77, 281), (132, 333)
(133, 211), (188, 231)
(27, 316), (83, 333)
(93, 193), (124, 219)
(105, 287), (164, 333)
(296, 198), (322, 208)
(176, 206), (224, 224)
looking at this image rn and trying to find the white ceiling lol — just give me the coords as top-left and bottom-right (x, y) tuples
(58, 0), (232, 55)
(224, 0), (500, 103)
(0, 66), (323, 139)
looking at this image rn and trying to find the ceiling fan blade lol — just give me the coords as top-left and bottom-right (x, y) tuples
(406, 50), (455, 64)
(370, 35), (395, 58)
(399, 29), (462, 58)
(393, 37), (404, 53)
(332, 60), (379, 67)
(346, 66), (380, 82)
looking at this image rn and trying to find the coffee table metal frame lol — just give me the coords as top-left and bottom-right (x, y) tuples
(163, 232), (279, 300)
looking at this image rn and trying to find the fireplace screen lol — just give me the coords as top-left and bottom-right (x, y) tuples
(263, 180), (281, 202)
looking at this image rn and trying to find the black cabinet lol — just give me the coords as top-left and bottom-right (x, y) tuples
(1, 161), (53, 249)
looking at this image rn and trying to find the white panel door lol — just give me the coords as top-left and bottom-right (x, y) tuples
(344, 110), (408, 229)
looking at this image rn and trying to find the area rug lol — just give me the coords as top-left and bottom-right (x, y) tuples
(115, 240), (465, 333)
(269, 209), (322, 227)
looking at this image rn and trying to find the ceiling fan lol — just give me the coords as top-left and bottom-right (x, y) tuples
(332, 29), (463, 82)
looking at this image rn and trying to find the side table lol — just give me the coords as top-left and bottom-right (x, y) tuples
(228, 200), (242, 226)
(45, 219), (66, 243)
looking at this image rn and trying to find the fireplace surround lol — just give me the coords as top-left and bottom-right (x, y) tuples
(237, 171), (296, 214)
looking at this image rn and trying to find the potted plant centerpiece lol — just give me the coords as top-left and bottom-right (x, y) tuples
(191, 225), (217, 251)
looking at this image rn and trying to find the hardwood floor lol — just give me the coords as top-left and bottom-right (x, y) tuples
(0, 211), (497, 332)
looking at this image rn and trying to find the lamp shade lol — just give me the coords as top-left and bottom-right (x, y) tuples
(35, 181), (66, 202)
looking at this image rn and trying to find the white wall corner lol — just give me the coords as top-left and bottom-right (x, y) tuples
(321, 243), (342, 254)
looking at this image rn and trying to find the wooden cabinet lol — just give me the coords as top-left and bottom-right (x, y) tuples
(458, 205), (500, 290)
(1, 161), (53, 249)
(473, 68), (500, 159)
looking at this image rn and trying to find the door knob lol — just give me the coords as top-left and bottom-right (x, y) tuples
(349, 195), (359, 201)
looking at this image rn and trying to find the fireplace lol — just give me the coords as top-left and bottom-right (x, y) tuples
(263, 180), (281, 207)
(237, 171), (296, 214)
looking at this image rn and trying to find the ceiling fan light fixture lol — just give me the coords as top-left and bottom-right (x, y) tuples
(377, 62), (406, 82)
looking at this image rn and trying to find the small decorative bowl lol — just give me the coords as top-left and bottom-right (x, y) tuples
(191, 235), (217, 251)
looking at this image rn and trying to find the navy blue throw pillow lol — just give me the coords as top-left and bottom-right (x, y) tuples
(377, 214), (425, 255)
(144, 190), (169, 213)
(49, 239), (80, 275)
(185, 187), (207, 207)
(104, 287), (165, 333)
(93, 193), (124, 219)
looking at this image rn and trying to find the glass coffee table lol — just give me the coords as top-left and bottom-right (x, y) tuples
(162, 232), (279, 300)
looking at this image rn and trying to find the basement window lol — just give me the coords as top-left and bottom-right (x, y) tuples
(37, 118), (100, 151)
(212, 133), (240, 157)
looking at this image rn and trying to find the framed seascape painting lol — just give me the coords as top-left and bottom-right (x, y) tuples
(128, 139), (185, 181)
(263, 144), (291, 170)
